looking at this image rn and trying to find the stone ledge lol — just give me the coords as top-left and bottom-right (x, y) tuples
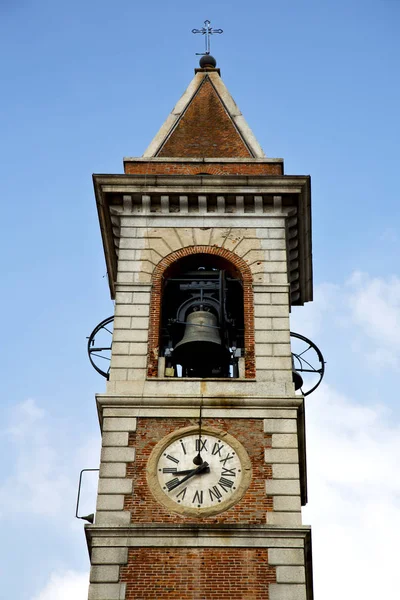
(97, 393), (303, 407)
(86, 524), (311, 546)
(123, 157), (284, 164)
(96, 394), (303, 425)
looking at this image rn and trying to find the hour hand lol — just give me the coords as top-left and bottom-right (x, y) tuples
(167, 461), (209, 491)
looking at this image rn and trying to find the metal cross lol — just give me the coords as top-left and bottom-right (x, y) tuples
(192, 20), (223, 55)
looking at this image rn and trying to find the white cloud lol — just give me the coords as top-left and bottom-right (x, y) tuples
(291, 272), (400, 597)
(0, 399), (70, 518)
(32, 570), (89, 600)
(0, 398), (99, 519)
(6, 398), (45, 437)
(291, 271), (400, 371)
(304, 383), (400, 598)
(347, 271), (400, 350)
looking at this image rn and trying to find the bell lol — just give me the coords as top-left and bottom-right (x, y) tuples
(292, 369), (304, 391)
(173, 310), (231, 373)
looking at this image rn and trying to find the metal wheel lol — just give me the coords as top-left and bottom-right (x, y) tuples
(290, 332), (325, 396)
(87, 316), (114, 379)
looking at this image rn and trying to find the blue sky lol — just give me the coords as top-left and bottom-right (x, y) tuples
(1, 1), (399, 598)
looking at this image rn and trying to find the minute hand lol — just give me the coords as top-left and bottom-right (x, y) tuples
(168, 462), (209, 491)
(174, 466), (210, 475)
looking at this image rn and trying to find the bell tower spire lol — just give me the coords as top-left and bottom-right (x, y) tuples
(85, 48), (318, 600)
(141, 61), (265, 159)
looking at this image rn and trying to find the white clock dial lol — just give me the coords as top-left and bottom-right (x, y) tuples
(157, 433), (242, 509)
(147, 426), (252, 517)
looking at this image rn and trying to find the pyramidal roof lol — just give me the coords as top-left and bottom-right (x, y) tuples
(143, 69), (265, 158)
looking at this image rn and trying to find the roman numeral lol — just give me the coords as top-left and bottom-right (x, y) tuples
(212, 442), (224, 456)
(218, 476), (234, 492)
(176, 487), (187, 501)
(166, 478), (180, 491)
(221, 467), (236, 477)
(220, 452), (235, 466)
(180, 441), (187, 455)
(193, 490), (203, 504)
(195, 439), (208, 452)
(162, 467), (177, 474)
(166, 454), (179, 464)
(209, 486), (222, 501)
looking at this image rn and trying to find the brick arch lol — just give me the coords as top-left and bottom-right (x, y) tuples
(147, 245), (255, 378)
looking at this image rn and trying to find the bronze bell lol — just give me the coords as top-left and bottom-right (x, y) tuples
(173, 310), (231, 372)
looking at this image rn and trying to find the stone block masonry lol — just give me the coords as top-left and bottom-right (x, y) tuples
(104, 197), (303, 392)
(96, 410), (137, 527)
(108, 233), (293, 388)
(264, 417), (302, 526)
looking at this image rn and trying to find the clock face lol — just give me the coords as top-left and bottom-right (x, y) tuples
(147, 426), (252, 517)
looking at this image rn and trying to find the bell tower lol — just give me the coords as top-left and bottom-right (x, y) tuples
(85, 52), (316, 600)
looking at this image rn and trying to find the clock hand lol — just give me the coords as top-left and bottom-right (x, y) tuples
(174, 466), (210, 475)
(193, 401), (203, 465)
(167, 461), (209, 491)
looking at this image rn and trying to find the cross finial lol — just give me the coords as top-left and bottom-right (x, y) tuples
(192, 19), (223, 55)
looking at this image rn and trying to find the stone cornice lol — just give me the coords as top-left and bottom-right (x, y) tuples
(123, 157), (284, 164)
(85, 523), (312, 541)
(93, 173), (312, 304)
(96, 393), (304, 406)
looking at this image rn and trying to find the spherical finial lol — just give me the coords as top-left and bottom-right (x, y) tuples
(199, 54), (217, 68)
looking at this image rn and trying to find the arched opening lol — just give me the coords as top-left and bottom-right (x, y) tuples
(161, 253), (243, 378)
(147, 246), (255, 379)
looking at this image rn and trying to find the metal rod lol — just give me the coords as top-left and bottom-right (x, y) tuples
(75, 468), (99, 519)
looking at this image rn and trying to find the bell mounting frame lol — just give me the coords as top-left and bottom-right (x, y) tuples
(86, 317), (326, 396)
(87, 316), (114, 380)
(290, 331), (325, 396)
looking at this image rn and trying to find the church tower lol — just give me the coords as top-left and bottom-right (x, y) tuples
(85, 51), (314, 600)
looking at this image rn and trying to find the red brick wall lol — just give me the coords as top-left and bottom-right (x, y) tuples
(120, 547), (276, 599)
(124, 418), (272, 524)
(147, 246), (255, 378)
(124, 161), (283, 176)
(156, 78), (252, 158)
